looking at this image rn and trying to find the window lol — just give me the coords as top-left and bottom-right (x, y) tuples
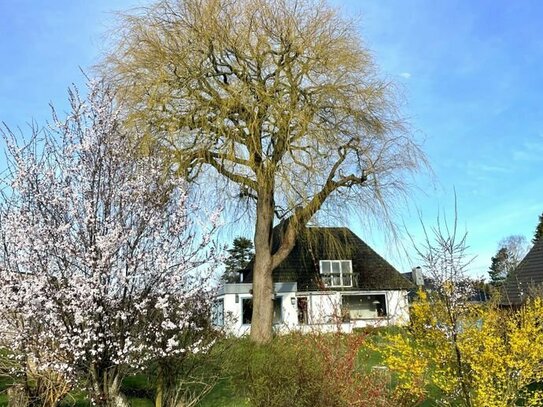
(241, 297), (283, 325)
(242, 298), (253, 325)
(273, 297), (282, 324)
(297, 297), (309, 324)
(342, 294), (387, 320)
(212, 299), (224, 326)
(319, 260), (353, 287)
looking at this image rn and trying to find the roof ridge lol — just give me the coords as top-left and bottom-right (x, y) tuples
(305, 226), (350, 230)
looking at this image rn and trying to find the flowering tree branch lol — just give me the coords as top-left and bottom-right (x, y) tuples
(0, 81), (222, 407)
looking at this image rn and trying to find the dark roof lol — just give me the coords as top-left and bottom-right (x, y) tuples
(243, 227), (412, 291)
(501, 239), (543, 305)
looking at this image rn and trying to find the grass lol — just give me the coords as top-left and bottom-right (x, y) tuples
(0, 376), (11, 407)
(117, 331), (394, 406)
(118, 361), (249, 406)
(0, 330), (440, 406)
(122, 375), (154, 400)
(198, 379), (248, 407)
(0, 331), (402, 407)
(128, 397), (154, 407)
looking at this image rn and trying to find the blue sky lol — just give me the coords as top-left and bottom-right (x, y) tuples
(1, 0), (541, 277)
(345, 0), (543, 275)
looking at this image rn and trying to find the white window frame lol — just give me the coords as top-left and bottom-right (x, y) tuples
(341, 293), (388, 320)
(319, 260), (353, 288)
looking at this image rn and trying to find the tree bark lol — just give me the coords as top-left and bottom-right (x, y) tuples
(249, 190), (275, 344)
(90, 365), (129, 407)
(155, 367), (164, 407)
(155, 364), (178, 407)
(7, 384), (29, 407)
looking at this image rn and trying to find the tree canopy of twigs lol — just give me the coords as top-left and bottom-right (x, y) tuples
(101, 0), (426, 342)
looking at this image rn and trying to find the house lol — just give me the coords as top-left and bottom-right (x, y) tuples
(501, 239), (543, 306)
(402, 268), (490, 303)
(213, 227), (413, 335)
(401, 266), (428, 301)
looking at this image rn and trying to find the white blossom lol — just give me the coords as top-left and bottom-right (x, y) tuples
(0, 81), (222, 395)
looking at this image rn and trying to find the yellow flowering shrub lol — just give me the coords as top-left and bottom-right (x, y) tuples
(378, 293), (543, 407)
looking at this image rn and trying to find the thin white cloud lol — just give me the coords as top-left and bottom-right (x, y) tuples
(463, 161), (509, 184)
(474, 163), (509, 173)
(399, 72), (412, 79)
(512, 136), (543, 162)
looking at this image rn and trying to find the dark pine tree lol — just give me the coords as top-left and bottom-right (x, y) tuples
(533, 212), (543, 245)
(222, 237), (254, 283)
(488, 247), (511, 286)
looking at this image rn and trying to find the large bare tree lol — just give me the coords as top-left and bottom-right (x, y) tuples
(102, 0), (425, 343)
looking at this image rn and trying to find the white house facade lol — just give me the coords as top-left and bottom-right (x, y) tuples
(213, 227), (412, 336)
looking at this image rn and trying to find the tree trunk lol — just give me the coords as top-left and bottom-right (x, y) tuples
(155, 365), (178, 407)
(7, 384), (29, 407)
(90, 365), (129, 407)
(155, 368), (164, 407)
(156, 362), (186, 407)
(249, 190), (275, 344)
(250, 256), (274, 343)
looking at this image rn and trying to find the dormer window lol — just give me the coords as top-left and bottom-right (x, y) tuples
(319, 260), (353, 287)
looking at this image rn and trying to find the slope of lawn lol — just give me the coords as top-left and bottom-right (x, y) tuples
(197, 379), (248, 407)
(0, 375), (11, 406)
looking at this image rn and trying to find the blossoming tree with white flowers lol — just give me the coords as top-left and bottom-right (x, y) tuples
(0, 81), (221, 407)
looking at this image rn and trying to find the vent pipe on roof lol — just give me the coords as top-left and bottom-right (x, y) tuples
(412, 266), (424, 286)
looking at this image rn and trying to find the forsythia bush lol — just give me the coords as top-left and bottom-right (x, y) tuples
(379, 291), (543, 407)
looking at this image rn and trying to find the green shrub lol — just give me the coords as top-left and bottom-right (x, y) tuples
(225, 333), (395, 407)
(225, 335), (324, 407)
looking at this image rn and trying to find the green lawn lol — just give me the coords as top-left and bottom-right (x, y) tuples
(198, 379), (248, 407)
(106, 374), (248, 407)
(0, 376), (11, 407)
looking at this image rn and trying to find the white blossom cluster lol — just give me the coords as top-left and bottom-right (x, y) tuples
(0, 81), (221, 387)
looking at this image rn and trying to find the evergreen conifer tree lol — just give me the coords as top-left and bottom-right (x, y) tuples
(222, 237), (254, 283)
(533, 212), (543, 244)
(488, 247), (510, 286)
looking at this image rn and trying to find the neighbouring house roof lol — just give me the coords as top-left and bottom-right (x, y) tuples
(401, 272), (490, 303)
(502, 239), (543, 305)
(242, 226), (412, 291)
(401, 271), (435, 289)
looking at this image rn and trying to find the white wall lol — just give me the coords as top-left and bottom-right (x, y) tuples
(217, 289), (410, 336)
(386, 290), (410, 325)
